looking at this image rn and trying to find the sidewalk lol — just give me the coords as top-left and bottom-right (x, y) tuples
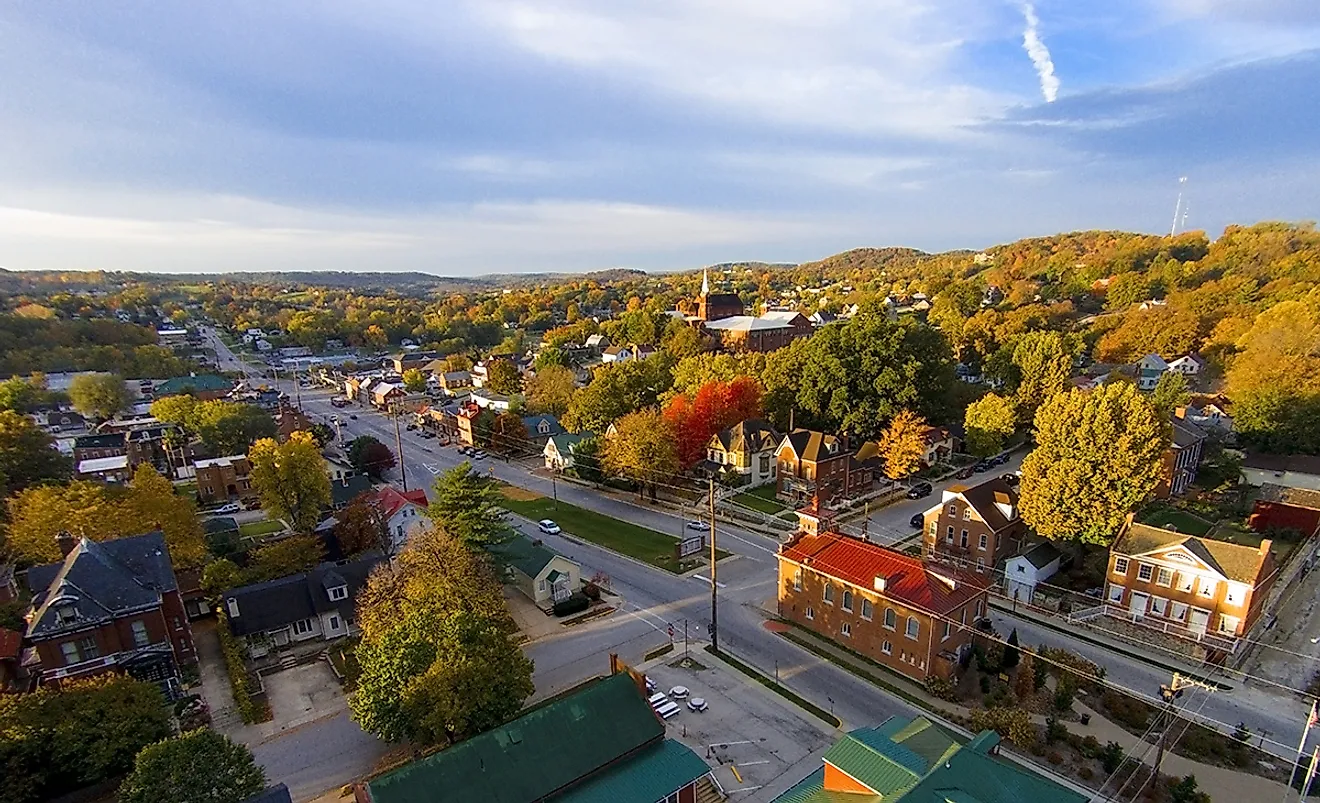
(777, 625), (1290, 800)
(193, 619), (244, 735)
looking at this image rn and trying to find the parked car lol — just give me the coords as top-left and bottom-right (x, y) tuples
(909, 512), (924, 529)
(993, 453), (1011, 466)
(973, 459), (994, 473)
(243, 498), (262, 511)
(686, 520), (705, 530)
(214, 502), (242, 514)
(421, 431), (436, 439)
(405, 423), (417, 431)
(1000, 473), (1020, 487)
(955, 467), (975, 480)
(906, 482), (933, 499)
(538, 519), (561, 535)
(472, 450), (488, 460)
(349, 414), (358, 420)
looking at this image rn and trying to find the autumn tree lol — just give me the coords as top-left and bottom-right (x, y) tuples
(333, 494), (389, 557)
(122, 464), (207, 567)
(663, 377), (763, 467)
(68, 372), (129, 420)
(426, 463), (510, 548)
(0, 410), (71, 493)
(667, 352), (768, 399)
(1151, 371), (1191, 419)
(1011, 331), (1074, 423)
(878, 410), (929, 480)
(151, 397), (276, 455)
(248, 432), (332, 533)
(485, 359), (523, 395)
(492, 412), (529, 455)
(402, 368), (427, 393)
(0, 376), (59, 414)
(347, 435), (396, 478)
(562, 355), (673, 433)
(351, 526), (533, 745)
(246, 534), (325, 581)
(964, 392), (1017, 457)
(1226, 298), (1320, 453)
(525, 364), (576, 418)
(601, 409), (679, 500)
(1019, 384), (1167, 545)
(119, 729), (265, 803)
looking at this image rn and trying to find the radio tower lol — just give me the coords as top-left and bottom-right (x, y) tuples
(1170, 176), (1188, 236)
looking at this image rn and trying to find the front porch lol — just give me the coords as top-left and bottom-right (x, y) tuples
(1068, 603), (1239, 654)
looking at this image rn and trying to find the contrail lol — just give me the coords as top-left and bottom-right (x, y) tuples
(1021, 3), (1059, 103)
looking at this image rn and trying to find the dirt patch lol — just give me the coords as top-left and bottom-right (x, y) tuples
(501, 486), (544, 502)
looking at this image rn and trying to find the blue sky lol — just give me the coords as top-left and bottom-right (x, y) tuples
(1, 1), (1317, 275)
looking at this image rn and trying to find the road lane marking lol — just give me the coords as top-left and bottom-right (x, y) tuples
(691, 574), (728, 589)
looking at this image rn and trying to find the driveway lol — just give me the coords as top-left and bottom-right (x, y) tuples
(258, 661), (347, 738)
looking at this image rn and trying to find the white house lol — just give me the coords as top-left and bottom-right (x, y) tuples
(371, 486), (429, 553)
(1003, 542), (1064, 604)
(1166, 354), (1205, 377)
(544, 432), (593, 471)
(601, 345), (635, 364)
(1136, 354), (1169, 391)
(1241, 454), (1320, 492)
(488, 534), (582, 608)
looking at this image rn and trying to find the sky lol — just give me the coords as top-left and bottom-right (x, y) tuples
(1, 1), (1318, 275)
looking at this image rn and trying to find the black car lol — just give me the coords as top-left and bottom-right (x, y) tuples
(909, 512), (924, 529)
(1001, 473), (1020, 486)
(973, 459), (994, 473)
(955, 467), (975, 480)
(906, 482), (933, 499)
(992, 453), (1011, 466)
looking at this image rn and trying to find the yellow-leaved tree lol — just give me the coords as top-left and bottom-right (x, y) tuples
(248, 431), (331, 534)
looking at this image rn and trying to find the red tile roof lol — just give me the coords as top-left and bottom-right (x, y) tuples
(373, 486), (429, 519)
(780, 532), (988, 615)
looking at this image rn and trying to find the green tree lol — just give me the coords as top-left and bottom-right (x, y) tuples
(1168, 775), (1210, 803)
(347, 435), (396, 478)
(351, 525), (533, 745)
(1226, 298), (1320, 453)
(248, 432), (332, 533)
(927, 281), (984, 344)
(119, 729), (265, 803)
(426, 462), (510, 547)
(964, 392), (1017, 457)
(878, 410), (928, 480)
(659, 318), (705, 359)
(601, 409), (679, 500)
(1103, 272), (1152, 311)
(1019, 384), (1167, 545)
(68, 372), (129, 420)
(668, 352), (768, 399)
(0, 376), (51, 413)
(485, 359), (523, 395)
(201, 558), (244, 597)
(0, 410), (72, 492)
(333, 495), (388, 557)
(1011, 331), (1074, 423)
(569, 435), (604, 483)
(402, 368), (427, 393)
(1002, 628), (1021, 669)
(562, 355), (673, 432)
(533, 346), (568, 370)
(1151, 371), (1191, 419)
(246, 534), (325, 581)
(194, 401), (277, 455)
(525, 364), (576, 418)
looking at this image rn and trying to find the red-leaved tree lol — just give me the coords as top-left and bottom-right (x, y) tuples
(663, 377), (764, 468)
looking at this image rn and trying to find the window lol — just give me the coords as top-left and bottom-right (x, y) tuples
(538, 579), (546, 592)
(861, 599), (874, 620)
(960, 529), (968, 548)
(1107, 584), (1124, 603)
(329, 615), (341, 631)
(1225, 583), (1247, 607)
(1113, 557), (1129, 575)
(1156, 567), (1173, 587)
(945, 526), (954, 544)
(328, 585), (349, 602)
(976, 557), (985, 571)
(947, 504), (956, 517)
(1170, 602), (1188, 622)
(226, 598), (240, 618)
(823, 584), (834, 604)
(960, 608), (967, 626)
(293, 619), (314, 635)
(760, 454), (772, 474)
(882, 640), (892, 655)
(1198, 578), (1216, 598)
(841, 623), (852, 638)
(978, 533), (988, 550)
(942, 621), (951, 641)
(1175, 572), (1194, 593)
(963, 508), (972, 520)
(131, 620), (150, 647)
(76, 637), (99, 659)
(793, 570), (802, 591)
(841, 590), (853, 612)
(1137, 564), (1153, 582)
(883, 608), (897, 630)
(975, 600), (984, 618)
(905, 616), (919, 640)
(1219, 614), (1241, 634)
(1150, 596), (1168, 617)
(61, 641), (80, 664)
(805, 606), (814, 620)
(928, 521), (937, 537)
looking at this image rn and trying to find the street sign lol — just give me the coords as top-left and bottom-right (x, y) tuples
(676, 533), (704, 559)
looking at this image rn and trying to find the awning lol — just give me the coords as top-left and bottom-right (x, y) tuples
(546, 570), (564, 584)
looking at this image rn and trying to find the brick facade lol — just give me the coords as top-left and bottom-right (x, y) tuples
(922, 478), (1025, 572)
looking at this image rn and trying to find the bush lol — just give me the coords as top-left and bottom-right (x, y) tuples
(1178, 722), (1251, 768)
(1100, 740), (1125, 773)
(1078, 766), (1095, 781)
(217, 611), (268, 724)
(1045, 716), (1068, 745)
(1101, 690), (1151, 730)
(582, 581), (601, 601)
(1053, 674), (1075, 712)
(553, 592), (590, 617)
(1079, 734), (1101, 759)
(925, 675), (957, 701)
(1047, 751), (1064, 765)
(1040, 646), (1105, 689)
(969, 707), (1036, 747)
(980, 674), (992, 694)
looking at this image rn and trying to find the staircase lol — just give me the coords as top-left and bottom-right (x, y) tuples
(695, 775), (726, 803)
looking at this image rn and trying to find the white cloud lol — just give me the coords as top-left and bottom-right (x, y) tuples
(1021, 3), (1061, 103)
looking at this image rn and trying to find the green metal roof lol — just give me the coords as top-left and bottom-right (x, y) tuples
(366, 673), (664, 803)
(772, 718), (1086, 803)
(487, 533), (560, 579)
(555, 739), (710, 803)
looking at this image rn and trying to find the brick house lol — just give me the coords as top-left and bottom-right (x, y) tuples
(24, 531), (195, 687)
(1156, 418), (1208, 498)
(777, 511), (990, 683)
(1097, 519), (1276, 654)
(776, 430), (873, 506)
(195, 454), (255, 504)
(921, 477), (1026, 572)
(73, 432), (127, 464)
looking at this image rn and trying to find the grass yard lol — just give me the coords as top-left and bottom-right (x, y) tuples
(238, 519), (287, 538)
(500, 488), (725, 574)
(734, 490), (786, 514)
(1139, 507), (1213, 536)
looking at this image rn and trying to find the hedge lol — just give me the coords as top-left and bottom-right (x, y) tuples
(216, 611), (269, 724)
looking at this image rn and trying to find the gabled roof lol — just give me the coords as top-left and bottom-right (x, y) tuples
(331, 474), (374, 508)
(522, 414), (564, 437)
(371, 486), (428, 519)
(554, 738), (710, 803)
(26, 532), (178, 639)
(949, 477), (1020, 532)
(779, 429), (846, 463)
(1016, 541), (1063, 570)
(703, 315), (795, 332)
(547, 432), (592, 454)
(78, 455), (129, 473)
(1137, 353), (1168, 370)
(487, 533), (571, 579)
(710, 419), (781, 454)
(1112, 522), (1270, 584)
(779, 532), (987, 615)
(365, 673), (673, 803)
(1170, 418), (1208, 449)
(224, 553), (386, 636)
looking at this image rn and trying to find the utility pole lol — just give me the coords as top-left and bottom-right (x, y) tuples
(709, 478), (718, 653)
(862, 501), (870, 541)
(1147, 672), (1215, 795)
(392, 405), (408, 492)
(552, 473), (559, 510)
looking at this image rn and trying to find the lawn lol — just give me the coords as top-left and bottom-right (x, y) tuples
(499, 488), (723, 574)
(238, 519), (287, 538)
(734, 490), (786, 514)
(1139, 507), (1213, 536)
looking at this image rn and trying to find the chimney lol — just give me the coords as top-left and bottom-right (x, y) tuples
(1260, 539), (1273, 557)
(873, 575), (886, 592)
(55, 530), (77, 558)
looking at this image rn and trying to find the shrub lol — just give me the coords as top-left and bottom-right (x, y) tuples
(925, 675), (957, 701)
(1079, 734), (1101, 758)
(1053, 674), (1076, 712)
(1100, 740), (1125, 773)
(216, 611), (267, 724)
(1033, 654), (1049, 690)
(553, 592), (590, 616)
(1040, 646), (1105, 689)
(1045, 716), (1068, 745)
(1047, 751), (1064, 765)
(1078, 766), (1095, 781)
(970, 707), (1036, 747)
(1101, 690), (1151, 730)
(582, 581), (601, 601)
(980, 675), (992, 694)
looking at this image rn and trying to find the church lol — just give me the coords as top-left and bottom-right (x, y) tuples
(686, 269), (812, 353)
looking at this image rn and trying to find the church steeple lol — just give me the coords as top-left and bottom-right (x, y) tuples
(701, 268), (709, 296)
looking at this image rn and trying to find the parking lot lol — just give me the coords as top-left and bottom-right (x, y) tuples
(257, 660), (348, 740)
(640, 650), (837, 800)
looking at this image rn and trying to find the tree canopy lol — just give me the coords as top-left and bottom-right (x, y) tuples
(119, 729), (265, 803)
(662, 377), (763, 468)
(248, 431), (331, 533)
(426, 462), (510, 548)
(601, 409), (679, 499)
(525, 364), (576, 418)
(0, 410), (71, 494)
(562, 355), (673, 433)
(68, 372), (129, 420)
(150, 397), (277, 456)
(347, 435), (397, 478)
(964, 392), (1016, 457)
(878, 410), (928, 480)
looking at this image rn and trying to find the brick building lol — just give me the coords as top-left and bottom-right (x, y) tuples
(24, 531), (195, 687)
(1155, 418), (1208, 498)
(195, 454), (255, 504)
(776, 430), (874, 506)
(777, 512), (989, 683)
(921, 477), (1026, 572)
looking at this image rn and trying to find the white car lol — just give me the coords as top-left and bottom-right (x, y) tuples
(686, 520), (705, 530)
(214, 503), (242, 514)
(538, 520), (561, 535)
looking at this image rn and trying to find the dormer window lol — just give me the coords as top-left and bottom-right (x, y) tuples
(328, 585), (348, 602)
(226, 598), (240, 618)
